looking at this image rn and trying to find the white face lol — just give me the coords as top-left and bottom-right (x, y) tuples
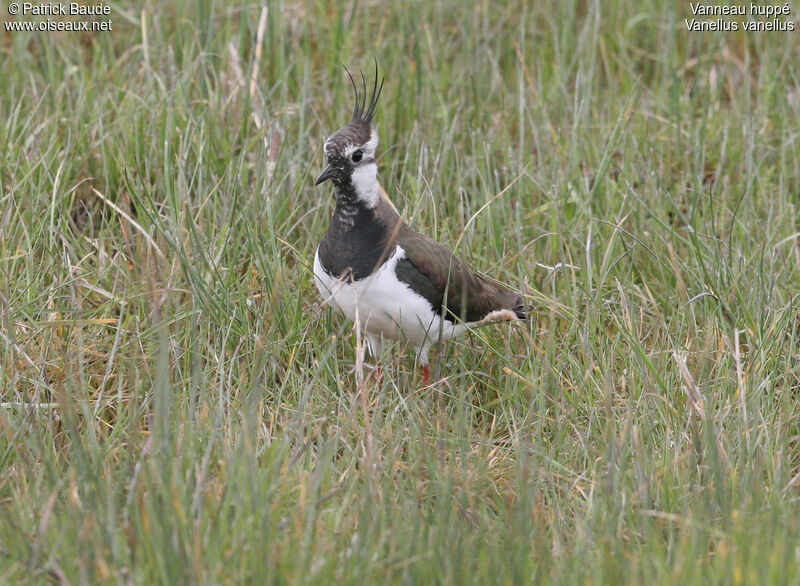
(324, 128), (381, 209)
(351, 160), (379, 208)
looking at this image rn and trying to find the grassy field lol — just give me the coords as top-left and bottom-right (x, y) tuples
(1, 0), (800, 583)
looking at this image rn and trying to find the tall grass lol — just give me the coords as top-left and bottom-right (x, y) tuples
(1, 0), (799, 582)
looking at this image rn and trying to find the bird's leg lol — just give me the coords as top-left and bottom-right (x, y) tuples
(417, 345), (432, 385)
(421, 364), (431, 385)
(366, 333), (384, 390)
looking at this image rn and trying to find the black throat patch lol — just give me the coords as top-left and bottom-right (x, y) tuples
(317, 191), (399, 281)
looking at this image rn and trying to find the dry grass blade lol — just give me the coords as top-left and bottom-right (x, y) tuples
(673, 351), (705, 419)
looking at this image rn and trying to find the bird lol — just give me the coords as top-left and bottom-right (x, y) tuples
(313, 66), (527, 384)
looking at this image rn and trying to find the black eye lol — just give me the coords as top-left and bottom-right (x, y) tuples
(351, 149), (363, 163)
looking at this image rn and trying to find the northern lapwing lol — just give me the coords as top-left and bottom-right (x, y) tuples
(313, 66), (527, 383)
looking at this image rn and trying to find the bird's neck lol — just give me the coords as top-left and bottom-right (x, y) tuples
(320, 190), (402, 280)
(332, 163), (381, 228)
(350, 162), (379, 208)
(330, 186), (360, 226)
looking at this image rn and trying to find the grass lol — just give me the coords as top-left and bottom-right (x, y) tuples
(1, 0), (799, 583)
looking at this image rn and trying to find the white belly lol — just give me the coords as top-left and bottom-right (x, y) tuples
(313, 245), (467, 350)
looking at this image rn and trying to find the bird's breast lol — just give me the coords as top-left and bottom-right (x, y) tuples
(313, 246), (466, 346)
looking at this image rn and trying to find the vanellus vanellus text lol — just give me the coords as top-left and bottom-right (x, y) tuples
(313, 66), (527, 384)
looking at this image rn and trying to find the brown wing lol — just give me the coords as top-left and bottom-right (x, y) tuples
(394, 224), (525, 323)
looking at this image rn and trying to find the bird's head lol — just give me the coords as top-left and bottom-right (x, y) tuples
(315, 66), (385, 207)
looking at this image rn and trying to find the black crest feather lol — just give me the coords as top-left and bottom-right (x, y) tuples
(344, 60), (384, 125)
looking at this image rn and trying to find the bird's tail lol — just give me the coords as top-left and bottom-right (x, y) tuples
(512, 295), (527, 320)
